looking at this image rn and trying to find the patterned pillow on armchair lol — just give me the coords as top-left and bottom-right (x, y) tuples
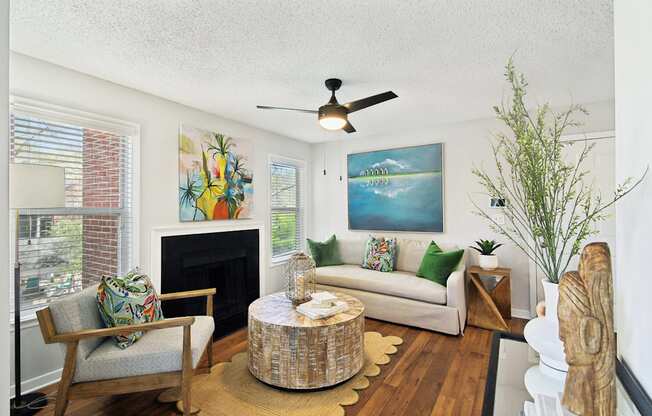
(362, 236), (397, 272)
(96, 269), (164, 349)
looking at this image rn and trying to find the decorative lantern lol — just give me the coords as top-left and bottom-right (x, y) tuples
(286, 252), (316, 305)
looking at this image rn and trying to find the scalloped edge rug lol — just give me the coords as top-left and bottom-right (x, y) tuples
(179, 331), (403, 416)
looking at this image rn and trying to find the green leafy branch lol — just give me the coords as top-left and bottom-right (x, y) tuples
(472, 58), (647, 283)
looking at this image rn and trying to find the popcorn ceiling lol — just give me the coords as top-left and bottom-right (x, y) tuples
(10, 0), (614, 143)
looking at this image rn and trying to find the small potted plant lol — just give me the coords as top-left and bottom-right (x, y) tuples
(470, 239), (502, 269)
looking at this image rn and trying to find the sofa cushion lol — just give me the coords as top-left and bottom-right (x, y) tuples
(73, 315), (215, 383)
(395, 239), (463, 273)
(416, 242), (465, 286)
(338, 239), (366, 265)
(307, 235), (343, 267)
(361, 236), (397, 272)
(315, 264), (446, 305)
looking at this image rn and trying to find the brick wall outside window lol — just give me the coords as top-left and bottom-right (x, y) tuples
(82, 130), (121, 282)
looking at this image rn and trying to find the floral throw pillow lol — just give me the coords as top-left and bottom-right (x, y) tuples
(96, 269), (164, 349)
(362, 236), (397, 272)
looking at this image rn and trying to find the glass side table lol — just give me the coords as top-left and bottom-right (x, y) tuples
(482, 332), (648, 415)
(482, 332), (534, 415)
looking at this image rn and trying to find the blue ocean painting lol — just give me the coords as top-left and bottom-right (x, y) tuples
(347, 144), (443, 232)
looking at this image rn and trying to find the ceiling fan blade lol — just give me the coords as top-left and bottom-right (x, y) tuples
(342, 121), (356, 133)
(343, 91), (398, 113)
(256, 105), (317, 114)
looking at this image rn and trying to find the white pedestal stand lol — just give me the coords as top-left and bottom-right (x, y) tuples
(522, 279), (572, 415)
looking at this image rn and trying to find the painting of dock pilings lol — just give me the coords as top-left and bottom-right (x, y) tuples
(347, 143), (443, 232)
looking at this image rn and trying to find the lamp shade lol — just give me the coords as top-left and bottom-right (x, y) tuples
(10, 163), (66, 209)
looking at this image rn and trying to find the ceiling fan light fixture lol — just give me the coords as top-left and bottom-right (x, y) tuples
(319, 115), (347, 130)
(318, 105), (347, 130)
(257, 77), (398, 134)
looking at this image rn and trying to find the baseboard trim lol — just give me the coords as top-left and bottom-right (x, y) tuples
(11, 368), (62, 398)
(511, 308), (532, 319)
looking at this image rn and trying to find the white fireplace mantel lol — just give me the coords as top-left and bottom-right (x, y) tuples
(149, 220), (266, 294)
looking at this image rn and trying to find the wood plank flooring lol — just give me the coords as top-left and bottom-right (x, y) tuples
(35, 318), (526, 416)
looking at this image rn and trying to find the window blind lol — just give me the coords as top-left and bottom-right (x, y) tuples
(270, 160), (304, 259)
(10, 111), (136, 319)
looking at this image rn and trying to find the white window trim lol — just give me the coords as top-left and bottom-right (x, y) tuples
(268, 154), (307, 267)
(8, 96), (141, 324)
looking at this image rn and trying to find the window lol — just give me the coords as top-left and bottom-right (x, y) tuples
(270, 158), (305, 261)
(18, 215), (52, 239)
(10, 101), (137, 320)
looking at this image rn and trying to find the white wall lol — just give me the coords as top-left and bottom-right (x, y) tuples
(614, 0), (652, 395)
(1, 1), (10, 414)
(9, 52), (311, 393)
(310, 101), (615, 314)
(6, 48), (625, 399)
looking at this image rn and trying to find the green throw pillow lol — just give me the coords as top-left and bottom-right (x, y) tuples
(362, 236), (397, 272)
(307, 235), (343, 267)
(428, 241), (443, 253)
(96, 270), (164, 349)
(416, 241), (464, 286)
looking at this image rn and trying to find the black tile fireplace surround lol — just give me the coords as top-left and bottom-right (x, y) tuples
(160, 229), (259, 339)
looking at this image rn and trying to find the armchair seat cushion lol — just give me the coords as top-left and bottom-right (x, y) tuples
(73, 315), (214, 383)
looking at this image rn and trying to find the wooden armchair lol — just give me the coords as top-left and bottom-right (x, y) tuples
(36, 286), (216, 416)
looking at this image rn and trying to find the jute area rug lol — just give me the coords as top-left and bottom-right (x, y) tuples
(182, 331), (403, 416)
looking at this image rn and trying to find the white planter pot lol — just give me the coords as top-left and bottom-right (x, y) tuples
(524, 277), (568, 370)
(541, 278), (559, 325)
(479, 254), (498, 269)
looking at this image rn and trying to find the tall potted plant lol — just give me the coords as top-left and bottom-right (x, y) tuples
(473, 59), (645, 323)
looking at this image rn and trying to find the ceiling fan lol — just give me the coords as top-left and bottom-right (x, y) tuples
(256, 78), (398, 133)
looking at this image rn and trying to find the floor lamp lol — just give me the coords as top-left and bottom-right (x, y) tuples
(10, 164), (65, 416)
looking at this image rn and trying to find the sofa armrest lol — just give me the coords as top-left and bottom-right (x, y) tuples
(446, 270), (467, 334)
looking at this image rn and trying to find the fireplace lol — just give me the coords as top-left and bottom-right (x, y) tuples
(160, 229), (260, 339)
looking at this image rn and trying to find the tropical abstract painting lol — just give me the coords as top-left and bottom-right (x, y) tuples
(347, 144), (443, 232)
(179, 124), (253, 221)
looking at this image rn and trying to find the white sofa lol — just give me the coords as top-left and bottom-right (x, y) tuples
(315, 238), (467, 335)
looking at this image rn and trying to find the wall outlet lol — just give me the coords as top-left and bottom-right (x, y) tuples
(492, 213), (505, 225)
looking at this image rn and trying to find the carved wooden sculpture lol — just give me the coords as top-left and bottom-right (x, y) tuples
(558, 242), (615, 416)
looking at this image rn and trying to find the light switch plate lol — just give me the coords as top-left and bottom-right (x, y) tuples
(492, 213), (505, 225)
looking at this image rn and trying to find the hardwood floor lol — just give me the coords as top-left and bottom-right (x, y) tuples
(35, 318), (527, 416)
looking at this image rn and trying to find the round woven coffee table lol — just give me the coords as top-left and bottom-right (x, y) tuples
(247, 291), (365, 390)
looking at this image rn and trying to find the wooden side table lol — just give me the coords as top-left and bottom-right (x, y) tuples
(467, 266), (511, 331)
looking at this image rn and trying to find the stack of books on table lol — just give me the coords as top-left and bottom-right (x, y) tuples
(296, 292), (348, 320)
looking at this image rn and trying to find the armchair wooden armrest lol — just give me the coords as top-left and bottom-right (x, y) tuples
(159, 288), (216, 317)
(36, 309), (195, 344)
(159, 288), (216, 301)
(51, 317), (195, 343)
